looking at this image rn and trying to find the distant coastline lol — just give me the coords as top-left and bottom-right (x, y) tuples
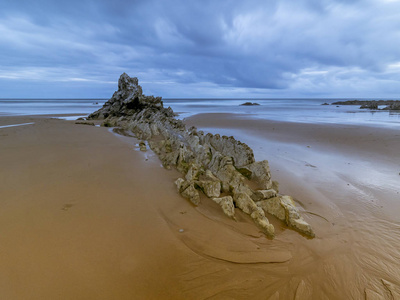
(331, 99), (400, 105)
(331, 99), (400, 110)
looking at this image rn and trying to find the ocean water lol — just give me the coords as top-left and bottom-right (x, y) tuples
(0, 98), (399, 128)
(0, 99), (107, 117)
(164, 98), (400, 128)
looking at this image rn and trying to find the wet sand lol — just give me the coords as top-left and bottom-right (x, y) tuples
(0, 116), (190, 299)
(186, 113), (400, 299)
(1, 114), (399, 299)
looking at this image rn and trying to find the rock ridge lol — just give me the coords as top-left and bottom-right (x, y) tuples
(331, 100), (400, 110)
(88, 73), (314, 238)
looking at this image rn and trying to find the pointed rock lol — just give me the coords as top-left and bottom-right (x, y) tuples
(212, 196), (235, 218)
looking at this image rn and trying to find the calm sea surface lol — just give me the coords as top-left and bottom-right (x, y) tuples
(164, 98), (400, 128)
(0, 99), (107, 117)
(0, 98), (399, 128)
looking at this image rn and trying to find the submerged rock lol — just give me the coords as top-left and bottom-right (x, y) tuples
(88, 73), (314, 238)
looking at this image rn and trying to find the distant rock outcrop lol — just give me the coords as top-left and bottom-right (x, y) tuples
(332, 100), (400, 110)
(360, 103), (378, 110)
(88, 73), (314, 238)
(382, 102), (400, 110)
(240, 102), (260, 106)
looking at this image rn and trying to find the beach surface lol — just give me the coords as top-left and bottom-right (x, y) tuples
(1, 114), (399, 299)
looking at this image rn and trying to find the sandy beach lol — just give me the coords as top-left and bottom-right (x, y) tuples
(1, 113), (399, 299)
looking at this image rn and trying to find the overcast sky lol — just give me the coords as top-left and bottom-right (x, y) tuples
(1, 0), (400, 98)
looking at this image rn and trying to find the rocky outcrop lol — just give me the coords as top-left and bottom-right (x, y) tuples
(257, 195), (313, 236)
(360, 103), (378, 110)
(240, 102), (260, 106)
(332, 99), (400, 110)
(75, 121), (95, 126)
(212, 196), (235, 219)
(88, 73), (314, 238)
(382, 102), (400, 110)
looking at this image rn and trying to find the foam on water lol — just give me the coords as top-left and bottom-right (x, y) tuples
(0, 99), (106, 116)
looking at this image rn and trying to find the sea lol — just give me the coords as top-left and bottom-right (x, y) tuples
(0, 98), (399, 128)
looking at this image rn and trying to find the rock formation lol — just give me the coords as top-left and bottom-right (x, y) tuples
(360, 103), (378, 110)
(88, 73), (314, 238)
(332, 99), (400, 110)
(240, 102), (260, 106)
(382, 102), (400, 110)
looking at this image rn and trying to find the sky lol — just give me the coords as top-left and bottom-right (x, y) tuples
(1, 0), (400, 98)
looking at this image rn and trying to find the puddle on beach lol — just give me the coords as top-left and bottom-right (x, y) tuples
(52, 115), (88, 121)
(109, 127), (158, 163)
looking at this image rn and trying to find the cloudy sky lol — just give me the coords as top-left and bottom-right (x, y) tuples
(1, 0), (400, 98)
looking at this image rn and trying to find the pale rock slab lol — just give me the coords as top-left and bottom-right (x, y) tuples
(212, 196), (235, 218)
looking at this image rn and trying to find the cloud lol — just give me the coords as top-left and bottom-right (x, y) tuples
(0, 0), (400, 98)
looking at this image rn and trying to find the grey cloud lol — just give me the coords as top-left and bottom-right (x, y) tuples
(0, 0), (400, 97)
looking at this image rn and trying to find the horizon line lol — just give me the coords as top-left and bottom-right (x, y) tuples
(1, 97), (399, 100)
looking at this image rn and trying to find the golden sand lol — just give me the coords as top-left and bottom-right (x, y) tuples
(0, 114), (399, 299)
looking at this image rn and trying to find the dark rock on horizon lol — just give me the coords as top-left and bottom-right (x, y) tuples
(240, 102), (260, 106)
(332, 99), (400, 106)
(332, 99), (400, 111)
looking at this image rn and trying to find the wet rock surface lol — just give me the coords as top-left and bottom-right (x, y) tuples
(88, 73), (314, 238)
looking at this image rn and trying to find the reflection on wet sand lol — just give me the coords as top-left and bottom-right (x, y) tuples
(180, 113), (400, 299)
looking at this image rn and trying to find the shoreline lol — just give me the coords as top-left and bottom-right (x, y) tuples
(1, 113), (399, 298)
